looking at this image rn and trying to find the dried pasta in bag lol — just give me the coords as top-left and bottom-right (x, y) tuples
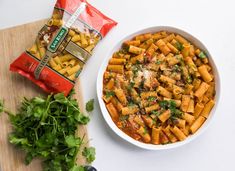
(10, 0), (117, 95)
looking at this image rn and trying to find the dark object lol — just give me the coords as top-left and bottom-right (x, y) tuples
(85, 165), (97, 171)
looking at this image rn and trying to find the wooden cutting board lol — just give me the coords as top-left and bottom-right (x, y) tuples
(0, 20), (88, 171)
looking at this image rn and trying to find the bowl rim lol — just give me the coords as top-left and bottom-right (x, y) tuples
(96, 26), (221, 150)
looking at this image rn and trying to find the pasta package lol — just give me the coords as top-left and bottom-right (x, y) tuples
(10, 0), (117, 95)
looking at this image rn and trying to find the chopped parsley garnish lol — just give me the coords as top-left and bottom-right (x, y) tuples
(105, 90), (115, 98)
(172, 65), (181, 72)
(132, 64), (141, 77)
(143, 127), (148, 135)
(186, 75), (193, 84)
(155, 60), (162, 65)
(198, 51), (207, 59)
(147, 96), (157, 102)
(175, 41), (184, 51)
(127, 81), (135, 92)
(151, 110), (160, 116)
(119, 115), (129, 121)
(159, 100), (182, 119)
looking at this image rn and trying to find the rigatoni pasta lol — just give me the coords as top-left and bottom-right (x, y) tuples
(10, 0), (117, 95)
(102, 31), (216, 145)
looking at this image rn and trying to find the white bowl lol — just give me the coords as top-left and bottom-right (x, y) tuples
(96, 26), (220, 150)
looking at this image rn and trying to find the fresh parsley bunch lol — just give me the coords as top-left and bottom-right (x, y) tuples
(7, 91), (95, 171)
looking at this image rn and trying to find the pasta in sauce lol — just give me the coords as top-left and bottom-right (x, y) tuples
(102, 31), (215, 145)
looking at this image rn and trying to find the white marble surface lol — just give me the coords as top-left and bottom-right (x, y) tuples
(1, 0), (235, 171)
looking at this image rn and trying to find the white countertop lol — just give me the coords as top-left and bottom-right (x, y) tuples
(1, 0), (235, 171)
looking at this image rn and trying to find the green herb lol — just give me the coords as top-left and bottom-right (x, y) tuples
(175, 42), (184, 51)
(186, 75), (193, 84)
(105, 90), (115, 98)
(159, 100), (169, 109)
(143, 127), (148, 135)
(82, 147), (96, 164)
(86, 99), (94, 112)
(198, 51), (207, 59)
(155, 60), (162, 65)
(69, 165), (85, 171)
(128, 100), (135, 106)
(119, 115), (129, 121)
(127, 81), (135, 92)
(147, 96), (157, 102)
(151, 110), (160, 116)
(8, 92), (92, 171)
(159, 100), (182, 119)
(132, 64), (142, 78)
(172, 65), (181, 72)
(0, 99), (4, 114)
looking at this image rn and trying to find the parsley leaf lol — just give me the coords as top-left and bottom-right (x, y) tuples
(151, 110), (160, 116)
(119, 115), (129, 121)
(175, 42), (184, 51)
(147, 96), (157, 102)
(159, 100), (182, 119)
(198, 51), (207, 58)
(82, 147), (96, 164)
(7, 92), (94, 170)
(86, 99), (94, 112)
(105, 90), (115, 98)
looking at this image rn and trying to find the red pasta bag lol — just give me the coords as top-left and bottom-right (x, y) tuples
(10, 0), (117, 96)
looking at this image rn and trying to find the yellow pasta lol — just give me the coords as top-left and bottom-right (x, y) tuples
(107, 65), (124, 74)
(49, 58), (57, 68)
(68, 59), (76, 67)
(66, 65), (80, 75)
(162, 125), (178, 143)
(181, 95), (190, 112)
(121, 105), (139, 115)
(152, 127), (161, 145)
(106, 103), (119, 121)
(54, 56), (63, 66)
(58, 66), (71, 75)
(102, 31), (216, 145)
(28, 43), (38, 54)
(60, 54), (74, 62)
(194, 102), (204, 118)
(71, 34), (81, 42)
(159, 75), (176, 84)
(200, 100), (215, 118)
(194, 82), (210, 98)
(157, 86), (172, 98)
(68, 73), (76, 81)
(190, 116), (206, 133)
(137, 126), (151, 143)
(129, 45), (145, 54)
(166, 42), (179, 54)
(170, 126), (186, 141)
(145, 104), (160, 113)
(187, 99), (194, 113)
(130, 53), (144, 64)
(114, 88), (127, 105)
(135, 33), (152, 42)
(175, 34), (188, 44)
(158, 110), (171, 123)
(182, 43), (190, 58)
(182, 113), (195, 125)
(134, 116), (145, 127)
(198, 65), (213, 82)
(80, 33), (88, 47)
(156, 39), (171, 55)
